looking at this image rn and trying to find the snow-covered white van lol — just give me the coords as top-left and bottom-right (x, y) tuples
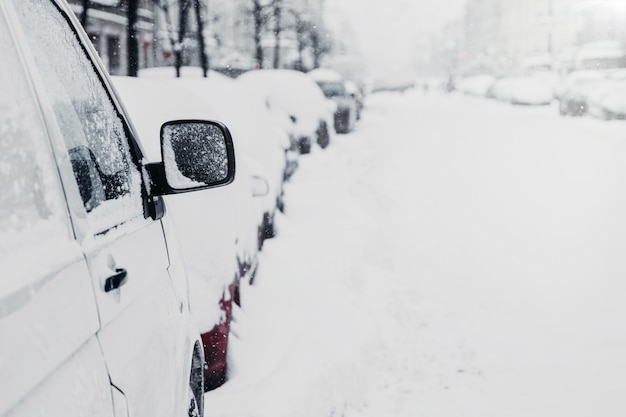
(0, 0), (235, 416)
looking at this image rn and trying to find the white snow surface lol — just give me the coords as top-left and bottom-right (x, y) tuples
(205, 90), (626, 417)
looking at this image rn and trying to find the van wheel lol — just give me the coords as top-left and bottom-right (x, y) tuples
(188, 352), (204, 417)
(187, 384), (202, 417)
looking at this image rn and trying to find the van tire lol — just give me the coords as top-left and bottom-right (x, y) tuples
(189, 345), (204, 417)
(187, 384), (201, 417)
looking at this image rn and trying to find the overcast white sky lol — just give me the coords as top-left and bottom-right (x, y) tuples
(323, 0), (468, 79)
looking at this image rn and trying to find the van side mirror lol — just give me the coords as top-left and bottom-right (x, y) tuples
(147, 120), (236, 196)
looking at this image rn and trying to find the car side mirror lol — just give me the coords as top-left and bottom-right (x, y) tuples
(147, 120), (236, 196)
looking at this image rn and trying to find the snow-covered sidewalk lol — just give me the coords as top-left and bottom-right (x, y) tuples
(205, 90), (626, 417)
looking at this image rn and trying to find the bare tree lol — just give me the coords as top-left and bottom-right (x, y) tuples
(193, 0), (208, 77)
(252, 0), (266, 67)
(80, 0), (90, 27)
(272, 0), (281, 68)
(245, 0), (331, 71)
(151, 0), (208, 77)
(176, 0), (191, 77)
(309, 24), (330, 69)
(127, 0), (139, 76)
(247, 0), (281, 69)
(286, 9), (330, 71)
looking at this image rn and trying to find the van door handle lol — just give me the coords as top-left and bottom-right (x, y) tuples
(104, 268), (128, 292)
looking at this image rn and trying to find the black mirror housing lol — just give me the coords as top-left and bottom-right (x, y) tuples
(147, 120), (236, 196)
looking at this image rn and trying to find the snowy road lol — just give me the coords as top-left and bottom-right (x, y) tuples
(206, 90), (626, 417)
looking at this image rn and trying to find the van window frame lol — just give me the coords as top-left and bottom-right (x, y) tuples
(20, 0), (155, 230)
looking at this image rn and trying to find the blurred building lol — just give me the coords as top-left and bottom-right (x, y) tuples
(462, 0), (503, 74)
(67, 0), (156, 75)
(430, 19), (465, 76)
(439, 0), (626, 76)
(69, 0), (330, 74)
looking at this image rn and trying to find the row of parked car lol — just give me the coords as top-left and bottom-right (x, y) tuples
(0, 1), (365, 416)
(455, 69), (626, 120)
(111, 66), (360, 394)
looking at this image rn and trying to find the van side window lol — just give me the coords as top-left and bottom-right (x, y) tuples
(0, 12), (71, 276)
(12, 0), (144, 234)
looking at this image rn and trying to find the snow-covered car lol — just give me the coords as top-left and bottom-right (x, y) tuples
(238, 69), (336, 153)
(345, 79), (365, 120)
(213, 51), (258, 78)
(456, 74), (496, 97)
(308, 68), (358, 133)
(558, 70), (607, 116)
(486, 77), (515, 101)
(487, 76), (553, 105)
(371, 76), (416, 93)
(112, 75), (267, 390)
(140, 67), (289, 241)
(0, 1), (237, 416)
(575, 40), (626, 71)
(586, 70), (626, 119)
(595, 80), (626, 120)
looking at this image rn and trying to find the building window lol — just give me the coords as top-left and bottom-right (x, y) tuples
(107, 35), (121, 74)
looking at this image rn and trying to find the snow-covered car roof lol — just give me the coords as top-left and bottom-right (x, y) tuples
(238, 69), (331, 137)
(456, 74), (496, 97)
